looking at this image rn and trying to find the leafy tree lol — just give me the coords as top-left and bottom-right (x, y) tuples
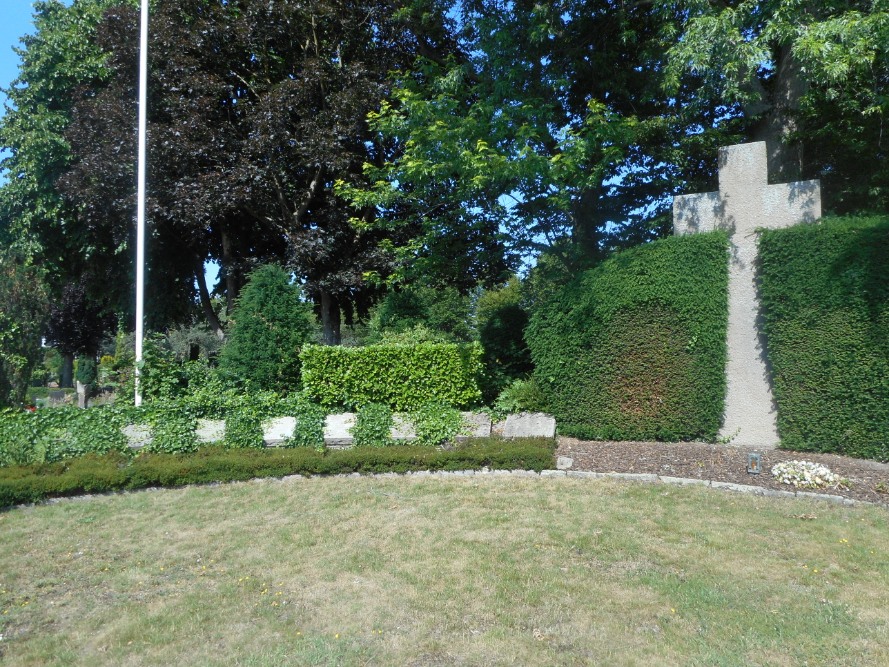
(664, 0), (889, 213)
(218, 264), (317, 392)
(0, 0), (125, 363)
(44, 278), (116, 387)
(0, 249), (50, 407)
(59, 0), (447, 344)
(340, 0), (739, 277)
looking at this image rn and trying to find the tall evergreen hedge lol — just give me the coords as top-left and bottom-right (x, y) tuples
(527, 233), (729, 440)
(759, 216), (889, 460)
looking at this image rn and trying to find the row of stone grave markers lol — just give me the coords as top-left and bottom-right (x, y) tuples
(674, 141), (821, 448)
(122, 411), (558, 450)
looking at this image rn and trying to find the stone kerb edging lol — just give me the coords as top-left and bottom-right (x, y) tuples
(328, 468), (879, 509)
(124, 411), (558, 449)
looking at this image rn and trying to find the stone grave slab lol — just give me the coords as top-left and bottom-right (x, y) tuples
(196, 419), (225, 444)
(324, 413), (356, 446)
(123, 424), (153, 450)
(458, 412), (492, 440)
(263, 416), (296, 446)
(673, 141), (821, 447)
(391, 414), (416, 441)
(502, 412), (557, 438)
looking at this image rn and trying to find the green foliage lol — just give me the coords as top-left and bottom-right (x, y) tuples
(759, 216), (889, 460)
(410, 401), (465, 447)
(146, 411), (198, 455)
(301, 342), (484, 410)
(476, 277), (534, 400)
(0, 438), (557, 508)
(279, 394), (327, 449)
(224, 407), (265, 450)
(0, 405), (130, 467)
(664, 1), (889, 214)
(352, 403), (394, 448)
(527, 233), (729, 441)
(494, 378), (549, 416)
(218, 264), (316, 392)
(0, 249), (50, 407)
(74, 357), (97, 390)
(366, 286), (474, 343)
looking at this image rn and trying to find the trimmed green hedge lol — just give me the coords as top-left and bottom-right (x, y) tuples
(300, 342), (483, 410)
(527, 233), (729, 440)
(759, 215), (889, 460)
(0, 438), (555, 508)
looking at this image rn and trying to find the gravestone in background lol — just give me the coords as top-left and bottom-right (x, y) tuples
(673, 142), (821, 447)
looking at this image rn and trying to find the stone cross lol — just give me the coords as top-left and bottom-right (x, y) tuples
(673, 142), (821, 447)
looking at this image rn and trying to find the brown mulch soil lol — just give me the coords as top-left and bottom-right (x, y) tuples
(556, 437), (889, 506)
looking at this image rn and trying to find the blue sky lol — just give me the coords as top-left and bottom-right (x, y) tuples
(1, 2), (47, 121)
(0, 1), (55, 181)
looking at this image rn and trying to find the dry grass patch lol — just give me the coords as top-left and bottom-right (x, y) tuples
(0, 476), (887, 666)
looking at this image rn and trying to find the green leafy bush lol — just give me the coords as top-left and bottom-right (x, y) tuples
(0, 406), (131, 466)
(494, 378), (549, 415)
(410, 401), (465, 447)
(527, 233), (729, 441)
(224, 406), (265, 449)
(280, 393), (326, 448)
(477, 277), (534, 401)
(218, 264), (316, 392)
(759, 216), (889, 460)
(0, 438), (556, 508)
(301, 342), (483, 410)
(352, 403), (394, 447)
(366, 286), (474, 343)
(147, 411), (198, 455)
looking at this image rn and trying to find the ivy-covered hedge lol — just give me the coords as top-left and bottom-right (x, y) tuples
(300, 342), (483, 410)
(759, 216), (889, 460)
(0, 438), (556, 508)
(527, 232), (729, 440)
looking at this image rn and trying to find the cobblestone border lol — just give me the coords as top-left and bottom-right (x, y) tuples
(310, 468), (882, 509)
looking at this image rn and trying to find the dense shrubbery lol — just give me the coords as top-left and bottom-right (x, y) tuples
(301, 342), (484, 410)
(476, 277), (534, 401)
(0, 438), (556, 508)
(759, 216), (889, 460)
(218, 264), (316, 392)
(527, 232), (729, 441)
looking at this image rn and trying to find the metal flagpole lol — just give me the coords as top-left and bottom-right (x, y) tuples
(135, 0), (149, 406)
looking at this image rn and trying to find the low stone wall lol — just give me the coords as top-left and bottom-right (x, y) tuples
(124, 411), (557, 450)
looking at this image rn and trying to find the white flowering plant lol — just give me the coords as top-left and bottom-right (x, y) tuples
(771, 460), (847, 490)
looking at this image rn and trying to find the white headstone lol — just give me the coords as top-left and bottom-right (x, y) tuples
(324, 413), (356, 446)
(673, 141), (821, 447)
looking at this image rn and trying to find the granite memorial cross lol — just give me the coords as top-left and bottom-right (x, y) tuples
(673, 141), (821, 447)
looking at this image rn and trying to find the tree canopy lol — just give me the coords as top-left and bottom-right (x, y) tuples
(0, 0), (886, 356)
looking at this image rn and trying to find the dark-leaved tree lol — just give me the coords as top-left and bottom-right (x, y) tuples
(60, 0), (455, 344)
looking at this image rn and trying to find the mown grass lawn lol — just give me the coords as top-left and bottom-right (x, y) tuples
(1, 474), (887, 666)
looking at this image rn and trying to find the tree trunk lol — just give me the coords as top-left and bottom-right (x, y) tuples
(194, 261), (225, 340)
(60, 353), (74, 388)
(571, 188), (605, 263)
(320, 291), (341, 345)
(749, 45), (808, 182)
(221, 228), (239, 314)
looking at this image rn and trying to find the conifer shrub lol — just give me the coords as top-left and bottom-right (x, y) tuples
(218, 264), (316, 392)
(0, 438), (556, 508)
(526, 233), (729, 440)
(759, 216), (889, 460)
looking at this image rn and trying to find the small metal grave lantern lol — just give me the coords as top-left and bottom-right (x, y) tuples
(747, 452), (762, 474)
